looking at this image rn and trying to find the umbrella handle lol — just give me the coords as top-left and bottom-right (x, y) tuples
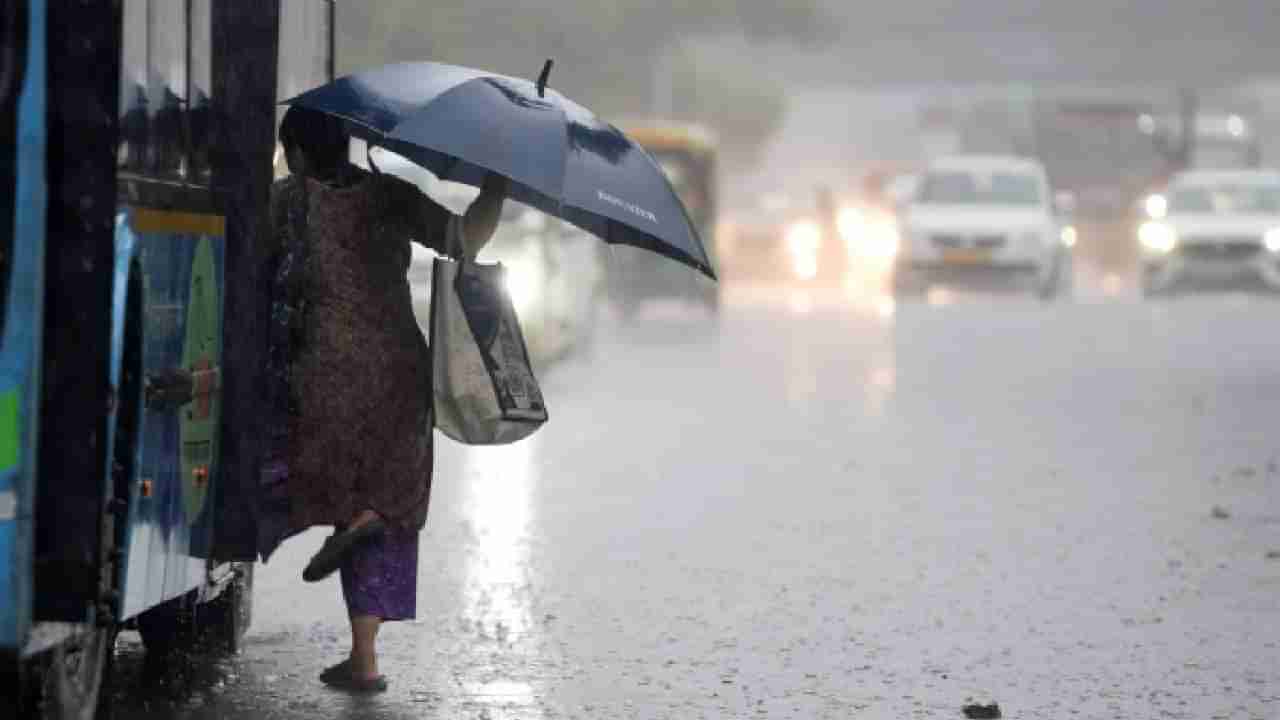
(536, 59), (553, 98)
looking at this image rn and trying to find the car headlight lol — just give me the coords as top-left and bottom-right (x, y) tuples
(1139, 221), (1177, 254)
(1265, 228), (1280, 253)
(1060, 226), (1078, 248)
(786, 221), (822, 255)
(836, 207), (864, 243)
(838, 208), (899, 260)
(785, 221), (822, 280)
(1144, 193), (1168, 219)
(503, 246), (545, 317)
(863, 217), (900, 259)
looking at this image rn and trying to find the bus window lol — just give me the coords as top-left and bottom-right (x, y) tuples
(147, 0), (187, 178)
(188, 0), (212, 184)
(275, 0), (333, 179)
(119, 0), (148, 172)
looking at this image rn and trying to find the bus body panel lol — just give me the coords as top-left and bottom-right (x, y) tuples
(116, 209), (225, 621)
(0, 0), (45, 657)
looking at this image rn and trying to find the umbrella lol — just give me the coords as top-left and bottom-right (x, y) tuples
(284, 60), (716, 280)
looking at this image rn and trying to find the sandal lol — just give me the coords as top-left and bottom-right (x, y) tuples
(319, 659), (351, 684)
(320, 663), (388, 694)
(302, 518), (387, 582)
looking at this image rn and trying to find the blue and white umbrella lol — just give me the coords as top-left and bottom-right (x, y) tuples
(285, 61), (715, 279)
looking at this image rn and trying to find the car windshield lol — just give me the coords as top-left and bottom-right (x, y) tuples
(1167, 184), (1280, 214)
(917, 170), (1043, 206)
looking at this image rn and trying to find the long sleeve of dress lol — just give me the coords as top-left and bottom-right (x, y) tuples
(377, 174), (456, 256)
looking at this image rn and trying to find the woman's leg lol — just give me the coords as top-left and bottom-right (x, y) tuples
(349, 614), (382, 680)
(332, 528), (418, 687)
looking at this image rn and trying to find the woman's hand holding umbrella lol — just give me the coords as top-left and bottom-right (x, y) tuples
(456, 171), (509, 260)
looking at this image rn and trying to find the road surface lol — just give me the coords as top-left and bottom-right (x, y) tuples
(109, 283), (1280, 719)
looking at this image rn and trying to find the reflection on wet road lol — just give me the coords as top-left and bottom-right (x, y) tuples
(111, 283), (1280, 719)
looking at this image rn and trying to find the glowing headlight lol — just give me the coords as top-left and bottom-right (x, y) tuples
(862, 218), (900, 259)
(786, 221), (822, 255)
(786, 221), (822, 280)
(503, 250), (544, 317)
(836, 207), (864, 243)
(1265, 228), (1280, 253)
(1060, 226), (1078, 248)
(1139, 221), (1177, 253)
(1145, 193), (1168, 219)
(838, 208), (899, 260)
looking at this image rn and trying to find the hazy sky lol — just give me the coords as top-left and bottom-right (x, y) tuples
(799, 0), (1277, 87)
(727, 1), (1280, 198)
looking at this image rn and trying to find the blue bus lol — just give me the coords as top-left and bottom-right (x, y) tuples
(1, 2), (333, 716)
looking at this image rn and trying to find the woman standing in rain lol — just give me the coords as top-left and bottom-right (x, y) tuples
(265, 105), (506, 692)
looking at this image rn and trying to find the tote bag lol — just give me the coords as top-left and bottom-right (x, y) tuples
(429, 248), (548, 445)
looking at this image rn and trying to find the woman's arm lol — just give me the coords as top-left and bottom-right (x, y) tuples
(380, 171), (507, 259)
(456, 172), (509, 259)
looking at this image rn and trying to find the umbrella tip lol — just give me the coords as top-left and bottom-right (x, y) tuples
(537, 58), (554, 98)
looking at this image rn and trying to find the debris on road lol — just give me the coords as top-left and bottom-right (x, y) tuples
(962, 702), (1003, 718)
(1266, 550), (1280, 560)
(1211, 505), (1232, 520)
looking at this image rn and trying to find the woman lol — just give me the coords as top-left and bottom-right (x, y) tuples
(267, 105), (506, 692)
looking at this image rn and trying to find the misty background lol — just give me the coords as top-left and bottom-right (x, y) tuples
(335, 1), (1280, 204)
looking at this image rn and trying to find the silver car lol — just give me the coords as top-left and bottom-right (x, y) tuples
(1139, 170), (1280, 296)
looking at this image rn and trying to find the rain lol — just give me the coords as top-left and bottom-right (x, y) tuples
(95, 1), (1280, 718)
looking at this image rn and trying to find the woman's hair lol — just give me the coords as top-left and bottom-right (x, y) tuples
(279, 105), (349, 176)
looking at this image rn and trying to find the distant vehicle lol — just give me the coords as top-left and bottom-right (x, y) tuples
(723, 184), (903, 287)
(721, 191), (833, 285)
(894, 155), (1073, 299)
(612, 124), (719, 316)
(1187, 112), (1261, 171)
(719, 192), (795, 281)
(1138, 169), (1280, 296)
(477, 209), (607, 362)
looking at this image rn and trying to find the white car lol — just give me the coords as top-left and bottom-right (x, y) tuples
(1138, 170), (1280, 296)
(895, 155), (1071, 298)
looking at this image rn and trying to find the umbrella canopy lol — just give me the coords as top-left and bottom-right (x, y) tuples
(284, 61), (715, 280)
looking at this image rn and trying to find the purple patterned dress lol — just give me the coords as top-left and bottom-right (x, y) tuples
(264, 167), (455, 620)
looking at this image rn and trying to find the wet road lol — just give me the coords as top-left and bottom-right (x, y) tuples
(110, 282), (1280, 719)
